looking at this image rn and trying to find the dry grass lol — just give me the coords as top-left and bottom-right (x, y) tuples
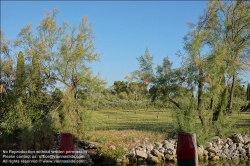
(85, 129), (168, 150)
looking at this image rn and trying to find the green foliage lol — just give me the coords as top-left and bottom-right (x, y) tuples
(100, 145), (128, 165)
(20, 8), (104, 93)
(49, 111), (61, 132)
(58, 90), (81, 137)
(171, 92), (239, 145)
(212, 113), (238, 139)
(79, 108), (95, 139)
(0, 8), (106, 148)
(247, 83), (250, 101)
(172, 97), (197, 134)
(29, 54), (42, 98)
(1, 107), (25, 148)
(51, 87), (63, 109)
(149, 57), (192, 109)
(233, 96), (248, 113)
(118, 91), (129, 100)
(211, 1), (250, 113)
(14, 116), (55, 151)
(31, 117), (55, 150)
(0, 100), (55, 150)
(55, 88), (95, 140)
(233, 79), (247, 100)
(113, 81), (129, 96)
(15, 51), (27, 100)
(132, 47), (154, 85)
(220, 87), (229, 115)
(129, 82), (147, 100)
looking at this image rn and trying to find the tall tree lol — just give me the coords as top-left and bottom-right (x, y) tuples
(16, 8), (104, 99)
(15, 8), (106, 136)
(15, 51), (27, 101)
(0, 31), (15, 100)
(181, 17), (211, 126)
(181, 0), (250, 126)
(209, 0), (250, 113)
(247, 83), (250, 101)
(131, 47), (154, 87)
(152, 57), (188, 109)
(29, 54), (42, 98)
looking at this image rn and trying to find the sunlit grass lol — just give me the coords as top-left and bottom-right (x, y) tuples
(80, 106), (250, 149)
(80, 107), (174, 149)
(91, 107), (173, 132)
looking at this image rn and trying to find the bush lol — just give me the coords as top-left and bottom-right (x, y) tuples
(172, 94), (240, 146)
(100, 145), (128, 165)
(0, 104), (29, 149)
(172, 97), (197, 133)
(17, 117), (55, 150)
(31, 117), (55, 150)
(79, 108), (95, 139)
(172, 97), (212, 145)
(0, 102), (56, 150)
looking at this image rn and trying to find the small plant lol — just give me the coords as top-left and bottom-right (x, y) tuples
(100, 145), (128, 165)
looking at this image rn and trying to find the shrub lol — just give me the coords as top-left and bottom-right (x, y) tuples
(100, 145), (128, 165)
(172, 96), (213, 145)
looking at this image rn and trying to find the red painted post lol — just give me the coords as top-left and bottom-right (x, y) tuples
(59, 133), (75, 166)
(177, 133), (196, 166)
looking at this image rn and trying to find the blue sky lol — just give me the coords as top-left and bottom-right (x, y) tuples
(1, 1), (249, 87)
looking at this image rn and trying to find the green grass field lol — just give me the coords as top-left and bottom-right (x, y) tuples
(92, 108), (173, 132)
(82, 107), (250, 149)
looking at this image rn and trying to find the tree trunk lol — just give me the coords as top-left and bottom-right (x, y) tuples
(210, 98), (213, 110)
(198, 68), (205, 126)
(246, 83), (250, 101)
(228, 73), (236, 114)
(71, 76), (78, 99)
(169, 98), (181, 109)
(134, 90), (138, 101)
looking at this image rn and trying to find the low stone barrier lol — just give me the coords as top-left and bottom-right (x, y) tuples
(50, 133), (250, 165)
(117, 133), (250, 165)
